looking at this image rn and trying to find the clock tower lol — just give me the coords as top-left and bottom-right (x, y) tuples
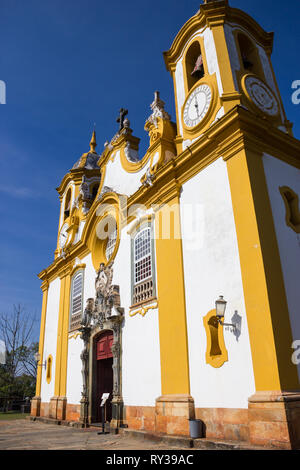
(164, 0), (292, 153)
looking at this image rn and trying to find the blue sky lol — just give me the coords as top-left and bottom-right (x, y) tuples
(0, 0), (299, 341)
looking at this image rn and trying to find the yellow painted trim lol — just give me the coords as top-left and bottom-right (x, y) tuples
(54, 269), (72, 397)
(35, 281), (49, 397)
(279, 186), (300, 234)
(46, 355), (53, 384)
(119, 146), (150, 174)
(127, 214), (154, 236)
(38, 107), (300, 286)
(90, 209), (120, 270)
(210, 22), (241, 113)
(155, 195), (190, 395)
(129, 302), (158, 318)
(182, 35), (209, 98)
(226, 147), (299, 391)
(203, 309), (228, 368)
(241, 73), (280, 122)
(54, 276), (66, 396)
(70, 263), (86, 277)
(181, 73), (220, 139)
(68, 332), (82, 340)
(60, 273), (71, 396)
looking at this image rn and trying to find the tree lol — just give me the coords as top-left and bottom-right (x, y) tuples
(0, 304), (38, 402)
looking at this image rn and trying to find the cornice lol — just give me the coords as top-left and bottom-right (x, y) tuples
(56, 168), (100, 196)
(39, 106), (300, 285)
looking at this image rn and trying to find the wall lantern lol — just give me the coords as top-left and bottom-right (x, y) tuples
(34, 352), (46, 370)
(215, 296), (236, 329)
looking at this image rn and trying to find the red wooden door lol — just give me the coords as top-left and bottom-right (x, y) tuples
(97, 333), (113, 360)
(96, 332), (113, 422)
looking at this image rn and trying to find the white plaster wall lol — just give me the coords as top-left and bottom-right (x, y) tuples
(224, 23), (241, 91)
(180, 158), (255, 409)
(66, 336), (84, 404)
(113, 226), (161, 407)
(40, 277), (61, 402)
(203, 28), (223, 97)
(103, 150), (151, 197)
(263, 154), (300, 381)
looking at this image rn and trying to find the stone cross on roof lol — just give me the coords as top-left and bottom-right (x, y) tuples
(116, 108), (128, 132)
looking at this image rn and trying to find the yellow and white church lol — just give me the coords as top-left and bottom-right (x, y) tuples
(31, 0), (300, 449)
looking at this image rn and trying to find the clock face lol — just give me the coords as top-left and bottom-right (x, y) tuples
(244, 76), (279, 116)
(59, 222), (69, 249)
(183, 84), (212, 128)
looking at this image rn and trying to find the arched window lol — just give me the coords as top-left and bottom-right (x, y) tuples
(185, 41), (204, 92)
(131, 223), (156, 306)
(237, 33), (264, 79)
(64, 188), (72, 220)
(69, 270), (84, 331)
(105, 227), (117, 262)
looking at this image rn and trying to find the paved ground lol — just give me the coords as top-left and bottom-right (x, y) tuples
(0, 419), (192, 450)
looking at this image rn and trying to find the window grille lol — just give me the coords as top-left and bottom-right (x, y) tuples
(105, 228), (117, 261)
(132, 226), (155, 305)
(69, 271), (83, 331)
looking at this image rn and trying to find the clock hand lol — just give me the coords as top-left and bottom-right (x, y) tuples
(194, 97), (199, 118)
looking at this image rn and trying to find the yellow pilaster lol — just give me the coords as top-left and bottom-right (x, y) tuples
(226, 148), (299, 391)
(54, 270), (71, 398)
(154, 195), (190, 395)
(210, 23), (241, 112)
(35, 281), (49, 397)
(54, 276), (66, 397)
(60, 273), (71, 396)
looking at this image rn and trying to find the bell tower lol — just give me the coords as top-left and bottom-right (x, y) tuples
(164, 0), (293, 154)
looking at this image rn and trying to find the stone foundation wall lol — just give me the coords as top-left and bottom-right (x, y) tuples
(32, 392), (300, 449)
(36, 401), (80, 423)
(195, 408), (249, 442)
(124, 405), (248, 439)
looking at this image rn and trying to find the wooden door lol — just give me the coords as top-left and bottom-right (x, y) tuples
(95, 332), (113, 422)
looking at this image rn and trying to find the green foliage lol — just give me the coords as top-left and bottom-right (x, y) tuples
(0, 305), (38, 402)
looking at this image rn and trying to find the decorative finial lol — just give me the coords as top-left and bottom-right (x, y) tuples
(89, 128), (97, 153)
(147, 90), (171, 124)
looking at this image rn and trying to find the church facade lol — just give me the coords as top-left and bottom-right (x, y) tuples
(31, 0), (300, 449)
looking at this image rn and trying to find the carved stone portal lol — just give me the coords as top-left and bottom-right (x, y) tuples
(79, 261), (124, 428)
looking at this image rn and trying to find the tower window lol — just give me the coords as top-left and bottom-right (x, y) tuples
(64, 188), (72, 220)
(185, 41), (204, 91)
(70, 270), (84, 331)
(237, 33), (263, 79)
